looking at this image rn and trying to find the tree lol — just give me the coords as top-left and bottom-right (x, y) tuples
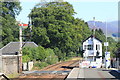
(45, 48), (58, 64)
(115, 41), (120, 58)
(28, 2), (91, 60)
(22, 46), (58, 63)
(1, 1), (21, 18)
(91, 28), (117, 57)
(0, 1), (21, 48)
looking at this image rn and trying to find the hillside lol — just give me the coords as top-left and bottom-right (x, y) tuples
(87, 21), (118, 37)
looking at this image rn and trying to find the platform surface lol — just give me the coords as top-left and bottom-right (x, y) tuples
(66, 68), (119, 79)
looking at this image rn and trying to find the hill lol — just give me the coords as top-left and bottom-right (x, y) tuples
(87, 21), (118, 37)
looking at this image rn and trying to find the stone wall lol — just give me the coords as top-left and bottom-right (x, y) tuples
(2, 56), (19, 74)
(0, 50), (2, 72)
(0, 56), (2, 72)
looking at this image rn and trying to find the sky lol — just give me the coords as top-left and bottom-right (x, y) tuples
(16, 0), (119, 24)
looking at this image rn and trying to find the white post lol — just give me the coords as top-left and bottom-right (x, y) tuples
(105, 21), (110, 69)
(19, 23), (22, 73)
(19, 26), (22, 54)
(105, 21), (107, 69)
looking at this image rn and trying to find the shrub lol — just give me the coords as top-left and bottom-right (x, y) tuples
(34, 62), (49, 69)
(22, 55), (30, 63)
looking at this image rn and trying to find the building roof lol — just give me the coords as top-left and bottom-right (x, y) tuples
(82, 35), (102, 43)
(0, 42), (38, 55)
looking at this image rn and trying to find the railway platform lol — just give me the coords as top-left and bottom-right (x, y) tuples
(66, 68), (120, 80)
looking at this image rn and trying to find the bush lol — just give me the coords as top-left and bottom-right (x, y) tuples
(53, 47), (66, 61)
(22, 47), (36, 61)
(46, 56), (58, 65)
(68, 51), (76, 57)
(22, 55), (30, 63)
(22, 46), (59, 68)
(34, 62), (49, 69)
(22, 46), (48, 62)
(46, 48), (58, 64)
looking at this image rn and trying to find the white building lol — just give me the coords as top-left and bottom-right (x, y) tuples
(82, 35), (102, 67)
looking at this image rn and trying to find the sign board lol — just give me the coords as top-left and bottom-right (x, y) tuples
(104, 42), (109, 46)
(19, 24), (28, 26)
(19, 24), (28, 28)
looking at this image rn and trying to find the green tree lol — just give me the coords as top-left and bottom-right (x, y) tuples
(23, 46), (49, 62)
(53, 47), (65, 61)
(1, 1), (21, 18)
(28, 2), (91, 60)
(45, 48), (58, 64)
(91, 29), (117, 57)
(0, 1), (21, 48)
(22, 47), (35, 61)
(115, 41), (120, 58)
(22, 46), (58, 64)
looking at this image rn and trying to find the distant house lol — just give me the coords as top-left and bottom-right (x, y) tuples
(0, 42), (38, 74)
(82, 35), (102, 67)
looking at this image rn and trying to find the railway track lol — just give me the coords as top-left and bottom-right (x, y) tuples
(41, 60), (79, 71)
(18, 59), (80, 79)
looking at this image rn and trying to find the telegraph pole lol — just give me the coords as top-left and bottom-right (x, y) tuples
(93, 17), (96, 62)
(93, 17), (96, 37)
(105, 22), (108, 53)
